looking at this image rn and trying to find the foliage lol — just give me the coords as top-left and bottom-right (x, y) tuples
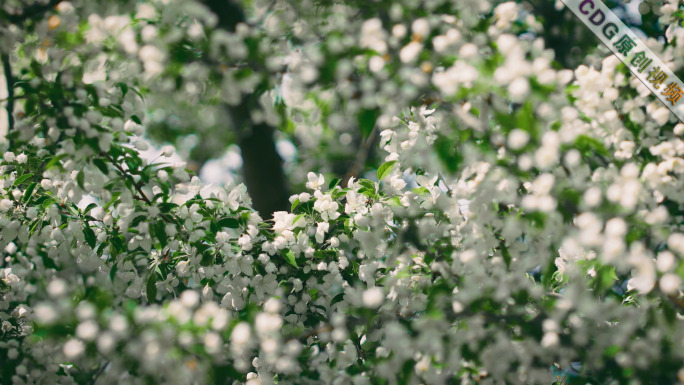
(0, 0), (684, 384)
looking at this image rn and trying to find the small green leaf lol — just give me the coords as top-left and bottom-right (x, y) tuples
(218, 217), (240, 228)
(413, 187), (430, 195)
(46, 154), (68, 169)
(387, 196), (403, 207)
(154, 221), (167, 248)
(358, 108), (379, 138)
(293, 213), (307, 226)
(77, 170), (85, 189)
(92, 158), (109, 175)
(328, 177), (341, 190)
(344, 217), (352, 231)
(40, 197), (55, 208)
(200, 253), (215, 266)
(14, 173), (34, 185)
(358, 179), (375, 191)
(96, 241), (108, 257)
(23, 182), (37, 203)
(83, 225), (96, 249)
(118, 82), (129, 97)
(604, 345), (620, 358)
(332, 188), (348, 199)
(83, 203), (97, 215)
(146, 273), (157, 303)
(30, 60), (43, 78)
(110, 235), (123, 254)
(575, 135), (609, 157)
(377, 161), (397, 181)
(283, 249), (298, 268)
(330, 292), (345, 306)
(130, 214), (146, 228)
(158, 202), (178, 213)
(291, 198), (300, 212)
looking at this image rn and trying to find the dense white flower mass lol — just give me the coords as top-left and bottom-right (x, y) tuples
(0, 0), (683, 384)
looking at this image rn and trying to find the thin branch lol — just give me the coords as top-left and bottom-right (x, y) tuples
(100, 152), (152, 205)
(343, 125), (379, 187)
(286, 324), (333, 343)
(437, 172), (452, 194)
(98, 152), (187, 237)
(87, 360), (110, 385)
(0, 95), (27, 103)
(1, 53), (14, 131)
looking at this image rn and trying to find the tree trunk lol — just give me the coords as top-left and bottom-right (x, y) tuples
(201, 0), (290, 218)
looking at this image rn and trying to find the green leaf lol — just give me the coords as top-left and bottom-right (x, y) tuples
(146, 273), (157, 303)
(158, 202), (178, 213)
(23, 182), (37, 203)
(328, 177), (341, 190)
(413, 187), (430, 195)
(83, 203), (97, 215)
(344, 217), (352, 232)
(332, 188), (348, 199)
(575, 135), (609, 157)
(377, 161), (397, 181)
(330, 292), (345, 306)
(130, 214), (146, 228)
(358, 179), (375, 191)
(200, 252), (215, 266)
(77, 170), (85, 189)
(358, 108), (379, 138)
(293, 213), (307, 226)
(14, 173), (34, 185)
(387, 196), (403, 207)
(110, 235), (123, 255)
(604, 345), (620, 358)
(291, 198), (300, 212)
(596, 265), (618, 291)
(154, 221), (167, 248)
(626, 226), (646, 245)
(30, 60), (43, 78)
(218, 217), (240, 228)
(96, 241), (108, 257)
(118, 82), (129, 97)
(92, 158), (109, 175)
(83, 225), (96, 249)
(46, 154), (69, 169)
(516, 101), (537, 137)
(39, 197), (54, 208)
(282, 249), (298, 268)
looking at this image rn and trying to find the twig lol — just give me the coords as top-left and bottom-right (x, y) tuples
(344, 125), (379, 187)
(437, 172), (452, 194)
(87, 360), (110, 385)
(98, 152), (188, 239)
(286, 324), (333, 343)
(100, 152), (152, 205)
(0, 95), (26, 103)
(1, 53), (14, 131)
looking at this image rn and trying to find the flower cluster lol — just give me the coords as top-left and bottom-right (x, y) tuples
(0, 0), (684, 384)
